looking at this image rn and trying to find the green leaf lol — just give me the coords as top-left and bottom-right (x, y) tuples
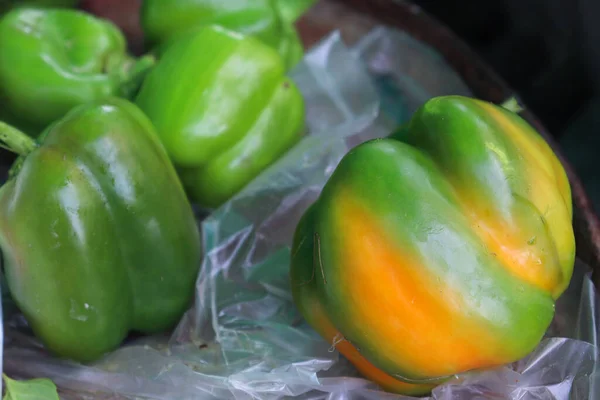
(2, 374), (59, 400)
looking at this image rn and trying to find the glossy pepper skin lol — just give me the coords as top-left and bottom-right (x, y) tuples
(140, 0), (304, 70)
(0, 7), (154, 136)
(290, 96), (575, 395)
(135, 25), (305, 209)
(0, 98), (202, 362)
(0, 0), (78, 13)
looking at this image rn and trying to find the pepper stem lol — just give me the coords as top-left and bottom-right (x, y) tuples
(277, 0), (318, 24)
(0, 121), (37, 157)
(501, 97), (524, 114)
(120, 54), (157, 99)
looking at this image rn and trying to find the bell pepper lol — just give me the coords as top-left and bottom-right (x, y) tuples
(0, 98), (202, 363)
(0, 0), (78, 14)
(140, 0), (304, 70)
(135, 25), (305, 209)
(0, 7), (155, 137)
(290, 95), (575, 395)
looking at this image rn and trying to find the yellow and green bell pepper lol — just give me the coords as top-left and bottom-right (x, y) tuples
(290, 95), (575, 395)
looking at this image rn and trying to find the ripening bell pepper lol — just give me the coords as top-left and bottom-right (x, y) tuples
(135, 25), (305, 209)
(140, 0), (304, 70)
(0, 98), (202, 362)
(0, 7), (155, 136)
(290, 95), (575, 395)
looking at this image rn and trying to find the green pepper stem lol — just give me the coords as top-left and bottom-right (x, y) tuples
(501, 97), (524, 113)
(0, 121), (37, 157)
(277, 0), (318, 24)
(120, 54), (157, 99)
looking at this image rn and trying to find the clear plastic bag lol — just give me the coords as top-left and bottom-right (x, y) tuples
(3, 27), (599, 400)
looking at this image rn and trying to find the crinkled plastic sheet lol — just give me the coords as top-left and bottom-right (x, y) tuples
(2, 27), (600, 400)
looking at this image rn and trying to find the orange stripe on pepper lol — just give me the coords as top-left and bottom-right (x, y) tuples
(334, 196), (506, 379)
(466, 209), (561, 294)
(474, 102), (573, 297)
(306, 296), (435, 396)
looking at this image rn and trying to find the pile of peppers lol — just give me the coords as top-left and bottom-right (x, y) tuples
(0, 0), (576, 397)
(0, 0), (311, 363)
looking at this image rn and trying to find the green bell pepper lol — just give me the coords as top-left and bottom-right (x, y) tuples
(135, 25), (305, 209)
(0, 0), (78, 14)
(0, 7), (155, 136)
(140, 0), (304, 70)
(0, 98), (202, 362)
(290, 95), (575, 394)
